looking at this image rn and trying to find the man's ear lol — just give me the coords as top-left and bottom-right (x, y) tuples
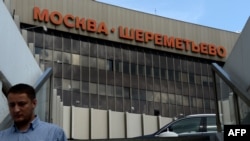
(32, 99), (37, 107)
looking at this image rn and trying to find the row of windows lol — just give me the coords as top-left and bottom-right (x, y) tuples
(37, 48), (213, 85)
(54, 78), (215, 108)
(26, 28), (220, 117)
(30, 31), (212, 76)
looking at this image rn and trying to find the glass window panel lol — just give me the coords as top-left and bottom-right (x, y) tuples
(80, 40), (89, 55)
(45, 34), (53, 49)
(204, 99), (210, 109)
(98, 44), (106, 59)
(98, 58), (106, 70)
(139, 89), (146, 101)
(154, 67), (160, 78)
(167, 56), (174, 69)
(176, 95), (182, 105)
(174, 58), (181, 71)
(115, 47), (122, 60)
(90, 57), (97, 68)
(145, 52), (151, 65)
(90, 94), (98, 109)
(89, 83), (97, 94)
(124, 87), (130, 99)
(160, 55), (166, 68)
(201, 75), (208, 86)
(81, 55), (89, 67)
(131, 63), (137, 75)
(197, 98), (203, 108)
(195, 62), (201, 75)
(63, 64), (71, 79)
(63, 90), (71, 106)
(123, 49), (130, 62)
(195, 75), (201, 84)
(62, 52), (71, 64)
(168, 70), (174, 81)
(81, 82), (89, 93)
(106, 45), (114, 59)
(161, 93), (168, 103)
(62, 79), (71, 90)
(182, 72), (188, 82)
(130, 50), (137, 63)
(189, 73), (195, 84)
(201, 63), (208, 75)
(72, 54), (80, 65)
(132, 88), (138, 100)
(27, 30), (34, 43)
(146, 91), (153, 101)
(154, 92), (161, 102)
(146, 66), (152, 77)
(138, 52), (144, 64)
(71, 80), (80, 92)
(115, 60), (122, 72)
(72, 65), (80, 80)
(123, 62), (129, 74)
(116, 86), (123, 97)
(99, 84), (106, 95)
(161, 69), (167, 80)
(53, 51), (62, 63)
(35, 32), (43, 47)
(72, 39), (80, 54)
(169, 93), (175, 104)
(188, 60), (194, 73)
(153, 54), (159, 67)
(106, 85), (114, 96)
(54, 35), (62, 51)
(90, 42), (97, 57)
(99, 95), (107, 110)
(138, 65), (145, 76)
(181, 59), (188, 72)
(183, 96), (189, 106)
(175, 71), (181, 82)
(63, 37), (71, 52)
(106, 59), (113, 71)
(191, 97), (197, 107)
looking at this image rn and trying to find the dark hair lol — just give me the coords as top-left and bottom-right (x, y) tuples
(7, 83), (36, 100)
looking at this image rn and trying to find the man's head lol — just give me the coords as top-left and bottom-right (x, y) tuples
(7, 83), (37, 125)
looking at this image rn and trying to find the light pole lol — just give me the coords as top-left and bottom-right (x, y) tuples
(22, 25), (47, 32)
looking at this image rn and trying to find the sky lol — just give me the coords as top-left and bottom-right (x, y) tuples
(97, 0), (250, 33)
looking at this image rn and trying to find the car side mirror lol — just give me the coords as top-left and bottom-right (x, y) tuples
(157, 130), (178, 137)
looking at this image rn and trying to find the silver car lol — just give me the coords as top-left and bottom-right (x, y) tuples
(141, 114), (222, 137)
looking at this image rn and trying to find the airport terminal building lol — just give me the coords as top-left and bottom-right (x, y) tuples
(6, 0), (239, 119)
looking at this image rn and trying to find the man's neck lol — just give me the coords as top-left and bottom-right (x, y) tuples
(15, 115), (36, 132)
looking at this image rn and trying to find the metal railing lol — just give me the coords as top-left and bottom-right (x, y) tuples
(211, 62), (250, 126)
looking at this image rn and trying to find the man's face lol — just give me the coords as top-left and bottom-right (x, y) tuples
(7, 93), (37, 124)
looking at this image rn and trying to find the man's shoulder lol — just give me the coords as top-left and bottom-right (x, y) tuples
(0, 126), (13, 136)
(39, 121), (64, 132)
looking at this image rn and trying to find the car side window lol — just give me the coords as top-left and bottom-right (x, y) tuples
(169, 117), (202, 134)
(206, 116), (217, 132)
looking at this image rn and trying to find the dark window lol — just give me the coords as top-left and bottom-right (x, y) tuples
(123, 62), (130, 74)
(154, 67), (160, 78)
(146, 66), (152, 77)
(107, 59), (113, 71)
(168, 70), (174, 81)
(131, 63), (137, 75)
(138, 65), (145, 76)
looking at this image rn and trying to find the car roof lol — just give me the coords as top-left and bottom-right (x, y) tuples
(185, 113), (216, 118)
